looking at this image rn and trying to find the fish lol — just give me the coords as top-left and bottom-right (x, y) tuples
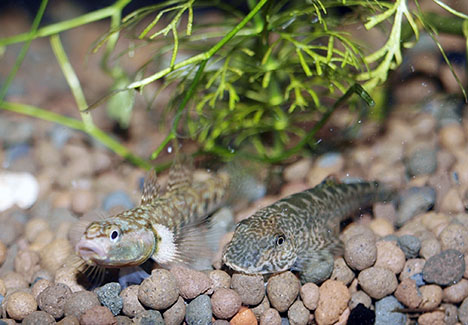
(75, 162), (230, 274)
(222, 178), (394, 284)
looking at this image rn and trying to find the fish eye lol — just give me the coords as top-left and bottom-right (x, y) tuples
(276, 234), (285, 246)
(109, 228), (120, 243)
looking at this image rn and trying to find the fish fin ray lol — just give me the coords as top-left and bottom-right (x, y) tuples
(167, 159), (193, 193)
(141, 169), (160, 205)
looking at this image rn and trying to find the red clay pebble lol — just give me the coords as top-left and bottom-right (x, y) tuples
(22, 310), (56, 324)
(374, 240), (406, 274)
(344, 234), (377, 271)
(443, 278), (468, 303)
(138, 269), (179, 309)
(209, 270), (231, 292)
(315, 280), (350, 325)
(80, 306), (116, 325)
(288, 300), (309, 325)
(211, 288), (241, 319)
(120, 285), (145, 317)
(170, 265), (210, 299)
(330, 257), (354, 285)
(419, 285), (443, 310)
(63, 291), (100, 319)
(56, 315), (79, 325)
(6, 291), (38, 321)
(31, 278), (51, 299)
(394, 278), (422, 309)
(420, 238), (441, 259)
(231, 273), (265, 305)
(37, 283), (72, 319)
(300, 282), (319, 310)
(423, 249), (465, 285)
(230, 306), (258, 325)
(162, 296), (185, 325)
(442, 303), (458, 325)
(399, 258), (425, 281)
(267, 271), (300, 312)
(418, 310), (445, 325)
(260, 308), (281, 325)
(358, 266), (398, 299)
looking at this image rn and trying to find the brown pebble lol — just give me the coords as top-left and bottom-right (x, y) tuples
(440, 189), (465, 214)
(170, 265), (210, 300)
(80, 306), (116, 325)
(40, 239), (73, 273)
(0, 278), (6, 296)
(300, 282), (319, 311)
(230, 306), (258, 325)
(71, 190), (96, 215)
(420, 238), (442, 259)
(56, 315), (80, 325)
(400, 258), (426, 281)
(213, 320), (230, 325)
(54, 266), (86, 293)
(419, 285), (443, 311)
(3, 271), (28, 291)
(251, 296), (270, 321)
(209, 270), (231, 292)
(418, 310), (445, 325)
(330, 257), (354, 285)
(358, 267), (398, 299)
(369, 218), (394, 237)
(349, 291), (371, 310)
(394, 278), (422, 309)
(442, 303), (458, 325)
(344, 234), (377, 271)
(31, 278), (51, 299)
(315, 280), (350, 325)
(341, 224), (376, 244)
(373, 202), (397, 224)
(260, 308), (281, 325)
(374, 240), (406, 274)
(22, 310), (56, 325)
(120, 285), (145, 317)
(439, 123), (466, 150)
(30, 229), (54, 252)
(267, 271), (300, 312)
(288, 300), (309, 325)
(138, 269), (178, 310)
(38, 283), (72, 319)
(211, 288), (241, 319)
(439, 223), (468, 254)
(63, 291), (100, 319)
(6, 291), (38, 321)
(14, 249), (40, 282)
(0, 240), (7, 266)
(283, 158), (312, 182)
(443, 278), (468, 303)
(25, 218), (50, 243)
(162, 296), (185, 325)
(115, 316), (133, 325)
(0, 319), (16, 325)
(231, 273), (265, 306)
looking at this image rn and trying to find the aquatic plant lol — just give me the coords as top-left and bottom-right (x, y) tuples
(0, 0), (466, 168)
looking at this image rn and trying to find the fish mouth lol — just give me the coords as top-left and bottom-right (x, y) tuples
(75, 240), (106, 263)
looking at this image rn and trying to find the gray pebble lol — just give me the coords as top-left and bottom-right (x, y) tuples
(396, 187), (436, 226)
(381, 234), (399, 242)
(95, 282), (123, 316)
(299, 253), (334, 284)
(22, 310), (55, 325)
(163, 296), (185, 325)
(287, 300), (309, 325)
(316, 152), (342, 169)
(267, 271), (300, 312)
(0, 119), (34, 146)
(409, 273), (425, 286)
(375, 295), (406, 325)
(64, 291), (100, 319)
(102, 191), (134, 211)
(231, 273), (265, 305)
(49, 124), (72, 148)
(423, 96), (463, 127)
(116, 315), (133, 325)
(134, 310), (164, 325)
(406, 146), (437, 176)
(398, 235), (421, 259)
(423, 249), (465, 286)
(185, 294), (212, 325)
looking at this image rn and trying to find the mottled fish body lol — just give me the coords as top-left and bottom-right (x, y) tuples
(222, 179), (393, 283)
(76, 164), (230, 269)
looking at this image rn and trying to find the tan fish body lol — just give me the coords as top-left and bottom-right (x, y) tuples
(75, 164), (229, 269)
(222, 178), (394, 283)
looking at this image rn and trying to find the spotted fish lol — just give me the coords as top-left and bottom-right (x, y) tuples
(75, 163), (229, 270)
(222, 178), (394, 283)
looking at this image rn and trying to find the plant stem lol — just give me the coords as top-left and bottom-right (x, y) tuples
(0, 101), (151, 169)
(0, 0), (48, 103)
(127, 0), (270, 90)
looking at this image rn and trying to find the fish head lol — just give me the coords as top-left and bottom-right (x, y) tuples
(75, 217), (155, 267)
(222, 214), (297, 274)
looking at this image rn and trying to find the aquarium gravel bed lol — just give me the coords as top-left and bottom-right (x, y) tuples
(1, 99), (468, 324)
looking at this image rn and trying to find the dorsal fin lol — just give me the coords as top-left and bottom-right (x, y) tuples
(166, 153), (193, 193)
(141, 169), (160, 205)
(320, 174), (341, 186)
